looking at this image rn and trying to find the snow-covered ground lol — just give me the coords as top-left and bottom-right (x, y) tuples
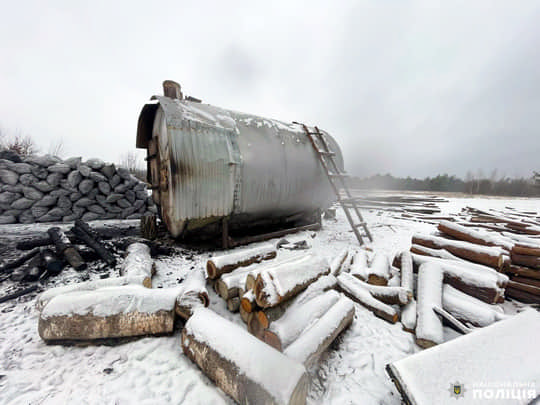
(0, 195), (538, 405)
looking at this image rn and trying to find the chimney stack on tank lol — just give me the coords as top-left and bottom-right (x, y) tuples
(163, 80), (183, 100)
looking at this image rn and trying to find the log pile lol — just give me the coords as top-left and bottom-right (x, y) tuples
(208, 245), (356, 368)
(0, 153), (156, 224)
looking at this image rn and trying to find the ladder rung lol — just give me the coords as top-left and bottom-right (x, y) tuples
(329, 173), (349, 178)
(353, 222), (367, 228)
(317, 150), (335, 156)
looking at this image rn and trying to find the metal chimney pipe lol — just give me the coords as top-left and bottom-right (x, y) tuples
(163, 80), (182, 100)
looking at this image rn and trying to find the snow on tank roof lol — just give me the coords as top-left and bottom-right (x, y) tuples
(152, 95), (308, 135)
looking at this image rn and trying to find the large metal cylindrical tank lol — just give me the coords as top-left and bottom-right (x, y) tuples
(136, 81), (344, 238)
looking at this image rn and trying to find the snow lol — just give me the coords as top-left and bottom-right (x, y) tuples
(329, 248), (349, 276)
(121, 242), (153, 278)
(415, 263), (444, 346)
(41, 286), (181, 318)
(401, 299), (417, 331)
(284, 296), (355, 367)
(184, 307), (307, 404)
(368, 253), (391, 279)
(443, 284), (506, 327)
(388, 309), (540, 405)
(36, 275), (147, 310)
(439, 220), (514, 250)
(400, 251), (414, 293)
(0, 194), (538, 404)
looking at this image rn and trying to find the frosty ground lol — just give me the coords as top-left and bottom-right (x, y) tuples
(0, 194), (538, 405)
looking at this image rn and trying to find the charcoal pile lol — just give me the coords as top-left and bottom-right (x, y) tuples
(0, 153), (156, 224)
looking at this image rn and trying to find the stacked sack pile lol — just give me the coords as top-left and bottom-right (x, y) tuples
(0, 152), (156, 224)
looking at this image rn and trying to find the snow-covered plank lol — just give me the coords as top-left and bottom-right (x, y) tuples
(182, 307), (308, 405)
(387, 310), (540, 405)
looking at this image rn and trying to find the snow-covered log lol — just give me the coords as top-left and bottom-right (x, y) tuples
(329, 248), (350, 276)
(351, 279), (411, 305)
(349, 250), (369, 281)
(264, 290), (341, 351)
(404, 252), (508, 304)
(512, 243), (540, 257)
(38, 286), (180, 341)
(36, 275), (147, 310)
(412, 233), (506, 270)
(367, 253), (390, 285)
(216, 267), (253, 300)
(206, 243), (277, 279)
(284, 296), (354, 368)
(415, 263), (444, 348)
(432, 307), (471, 334)
(410, 244), (468, 262)
(437, 220), (514, 251)
(400, 251), (414, 294)
(386, 310), (540, 405)
(400, 299), (416, 333)
(442, 284), (506, 327)
(337, 272), (398, 323)
(506, 265), (540, 280)
(175, 268), (209, 320)
(254, 253), (330, 308)
(182, 307), (308, 405)
(120, 243), (154, 288)
(48, 227), (86, 271)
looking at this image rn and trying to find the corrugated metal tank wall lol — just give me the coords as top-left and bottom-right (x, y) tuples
(137, 93), (344, 238)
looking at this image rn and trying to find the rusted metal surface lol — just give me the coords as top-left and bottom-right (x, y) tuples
(137, 86), (344, 238)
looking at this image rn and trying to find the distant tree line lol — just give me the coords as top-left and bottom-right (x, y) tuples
(349, 172), (540, 197)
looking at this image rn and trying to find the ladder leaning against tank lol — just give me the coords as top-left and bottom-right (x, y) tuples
(295, 123), (373, 246)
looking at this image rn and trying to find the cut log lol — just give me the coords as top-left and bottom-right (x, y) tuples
(512, 243), (540, 256)
(264, 290), (341, 352)
(329, 248), (350, 276)
(402, 252), (507, 304)
(337, 272), (398, 323)
(16, 236), (54, 251)
(36, 275), (148, 310)
(505, 286), (540, 304)
(432, 306), (472, 334)
(367, 253), (390, 286)
(38, 286), (180, 341)
(415, 263), (444, 348)
(0, 285), (39, 304)
(175, 268), (209, 320)
(442, 284), (506, 327)
(227, 297), (240, 312)
(140, 214), (157, 240)
(505, 265), (540, 280)
(400, 251), (413, 294)
(74, 219), (103, 242)
(254, 253), (330, 308)
(182, 307), (308, 405)
(120, 243), (154, 288)
(400, 299), (416, 333)
(47, 227), (86, 271)
(507, 280), (540, 296)
(509, 275), (540, 288)
(206, 243), (277, 279)
(240, 290), (257, 313)
(510, 251), (540, 269)
(349, 250), (369, 281)
(216, 267), (253, 300)
(240, 303), (254, 324)
(0, 247), (41, 274)
(71, 224), (116, 266)
(410, 244), (468, 262)
(412, 233), (505, 270)
(437, 220), (514, 250)
(350, 279), (411, 305)
(40, 248), (64, 276)
(284, 296), (355, 368)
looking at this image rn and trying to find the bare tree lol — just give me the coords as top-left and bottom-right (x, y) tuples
(118, 151), (146, 181)
(0, 128), (39, 156)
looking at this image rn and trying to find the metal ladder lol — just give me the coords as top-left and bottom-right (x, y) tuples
(296, 123), (373, 245)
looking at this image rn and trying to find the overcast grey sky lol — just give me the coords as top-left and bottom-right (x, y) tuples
(1, 0), (539, 178)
